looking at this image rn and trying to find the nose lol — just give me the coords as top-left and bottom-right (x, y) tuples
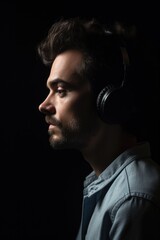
(39, 96), (56, 115)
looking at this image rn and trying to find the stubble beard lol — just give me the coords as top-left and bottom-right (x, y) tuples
(48, 118), (96, 151)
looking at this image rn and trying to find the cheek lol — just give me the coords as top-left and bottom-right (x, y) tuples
(57, 90), (96, 123)
(70, 94), (96, 120)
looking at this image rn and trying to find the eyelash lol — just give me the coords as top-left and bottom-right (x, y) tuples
(56, 88), (67, 97)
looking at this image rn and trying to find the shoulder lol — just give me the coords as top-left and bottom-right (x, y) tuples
(125, 157), (160, 200)
(106, 157), (160, 212)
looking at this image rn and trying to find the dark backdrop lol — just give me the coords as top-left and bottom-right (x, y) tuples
(1, 1), (160, 239)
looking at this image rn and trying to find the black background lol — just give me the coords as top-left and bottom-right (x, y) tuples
(1, 1), (160, 239)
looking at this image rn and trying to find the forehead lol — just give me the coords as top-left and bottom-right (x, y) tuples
(48, 50), (84, 85)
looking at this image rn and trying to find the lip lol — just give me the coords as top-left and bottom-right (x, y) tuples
(45, 116), (59, 127)
(48, 124), (56, 129)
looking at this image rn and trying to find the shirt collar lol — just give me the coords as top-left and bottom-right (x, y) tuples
(84, 141), (151, 190)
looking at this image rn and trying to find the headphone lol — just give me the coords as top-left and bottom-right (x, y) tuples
(96, 32), (136, 124)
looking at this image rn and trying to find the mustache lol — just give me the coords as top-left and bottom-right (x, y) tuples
(45, 116), (62, 128)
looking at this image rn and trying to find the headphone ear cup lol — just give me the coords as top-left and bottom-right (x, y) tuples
(97, 85), (136, 123)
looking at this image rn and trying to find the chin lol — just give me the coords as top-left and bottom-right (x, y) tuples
(49, 142), (70, 150)
(49, 137), (67, 150)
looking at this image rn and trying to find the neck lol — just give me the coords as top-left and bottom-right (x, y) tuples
(81, 123), (137, 176)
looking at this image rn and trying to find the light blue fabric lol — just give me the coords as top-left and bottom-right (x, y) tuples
(76, 142), (160, 240)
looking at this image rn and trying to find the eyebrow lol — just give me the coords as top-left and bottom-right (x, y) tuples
(47, 78), (73, 88)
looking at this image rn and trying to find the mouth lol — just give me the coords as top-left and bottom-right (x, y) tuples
(49, 124), (57, 129)
(48, 125), (56, 137)
(45, 116), (60, 127)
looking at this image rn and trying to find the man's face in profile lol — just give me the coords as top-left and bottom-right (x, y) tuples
(39, 50), (101, 150)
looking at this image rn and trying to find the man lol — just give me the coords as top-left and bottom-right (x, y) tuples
(38, 17), (160, 239)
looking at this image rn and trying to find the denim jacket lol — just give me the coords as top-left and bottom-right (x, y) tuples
(76, 142), (160, 240)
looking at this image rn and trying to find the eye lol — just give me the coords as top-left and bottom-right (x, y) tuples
(56, 87), (67, 97)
